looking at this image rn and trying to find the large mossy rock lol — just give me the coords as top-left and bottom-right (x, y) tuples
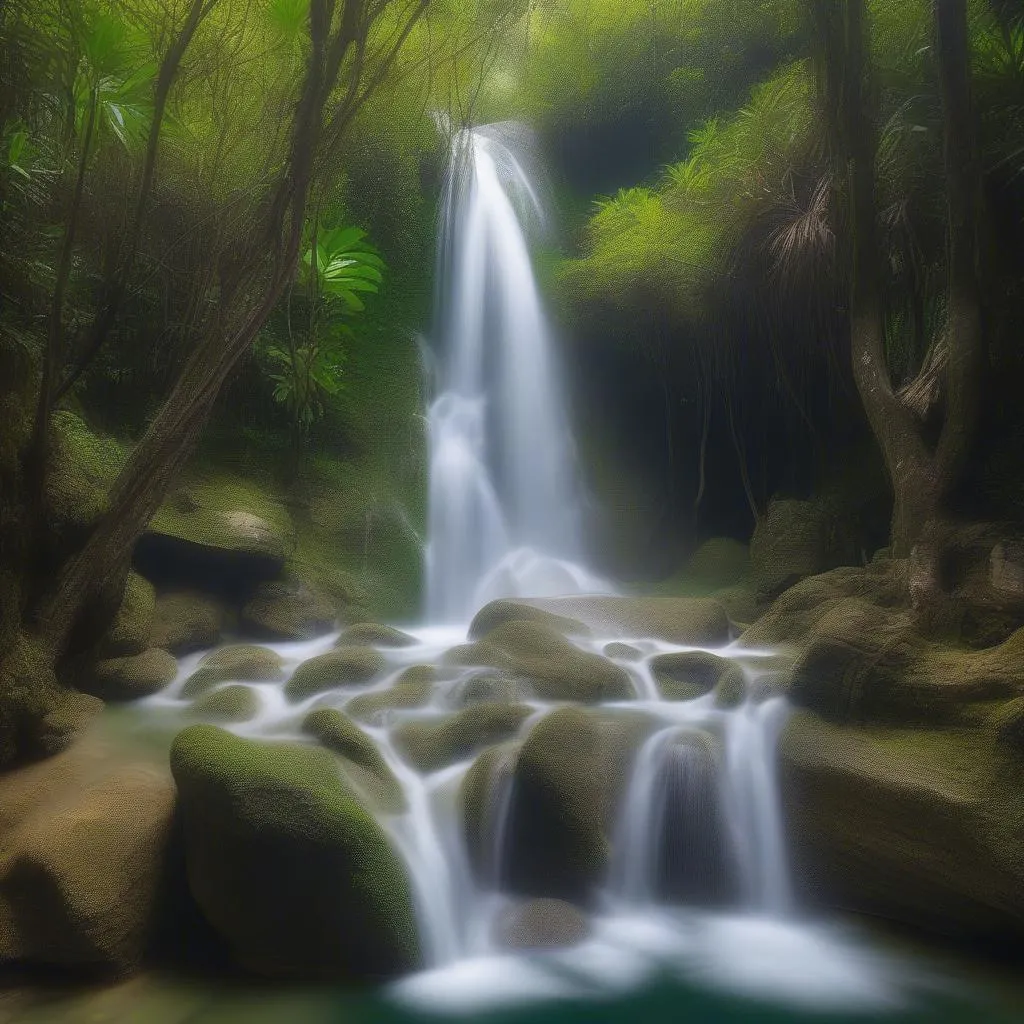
(345, 673), (434, 724)
(101, 572), (156, 658)
(302, 708), (405, 812)
(240, 578), (336, 642)
(170, 725), (420, 980)
(0, 734), (176, 973)
(464, 708), (655, 900)
(781, 711), (1024, 942)
(445, 622), (633, 703)
(750, 498), (859, 603)
(393, 703), (533, 774)
(190, 685), (261, 724)
(182, 645), (285, 698)
(650, 651), (736, 702)
(469, 600), (591, 642)
(136, 477), (294, 596)
(285, 647), (387, 701)
(149, 590), (229, 655)
(88, 648), (177, 702)
(502, 596), (731, 646)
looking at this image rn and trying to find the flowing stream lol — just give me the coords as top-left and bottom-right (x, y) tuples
(140, 123), (953, 1018)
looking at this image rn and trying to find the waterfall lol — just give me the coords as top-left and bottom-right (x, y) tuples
(425, 124), (608, 622)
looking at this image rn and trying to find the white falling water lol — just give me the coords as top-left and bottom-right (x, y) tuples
(426, 124), (608, 622)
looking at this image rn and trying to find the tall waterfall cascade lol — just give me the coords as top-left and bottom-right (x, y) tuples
(143, 123), (927, 1018)
(426, 124), (609, 622)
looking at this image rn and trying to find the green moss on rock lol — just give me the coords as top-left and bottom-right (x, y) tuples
(191, 685), (261, 723)
(446, 621), (634, 703)
(102, 572), (156, 658)
(302, 708), (404, 812)
(90, 649), (177, 702)
(241, 578), (336, 641)
(170, 725), (421, 980)
(603, 642), (643, 661)
(686, 538), (751, 589)
(337, 623), (418, 648)
(468, 600), (591, 641)
(713, 665), (748, 709)
(285, 647), (387, 701)
(182, 645), (285, 698)
(345, 677), (433, 725)
(394, 703), (533, 774)
(149, 590), (229, 655)
(650, 651), (733, 702)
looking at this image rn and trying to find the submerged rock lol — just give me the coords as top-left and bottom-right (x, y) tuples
(284, 647), (387, 701)
(650, 651), (733, 702)
(337, 623), (418, 648)
(170, 725), (420, 980)
(149, 590), (229, 655)
(302, 708), (405, 812)
(182, 645), (285, 698)
(89, 648), (177, 701)
(495, 898), (591, 951)
(241, 578), (336, 641)
(446, 621), (633, 703)
(191, 684), (261, 723)
(0, 734), (176, 974)
(781, 711), (1024, 942)
(504, 596), (731, 646)
(394, 703), (533, 774)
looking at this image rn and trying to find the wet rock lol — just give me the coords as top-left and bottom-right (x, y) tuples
(89, 648), (177, 701)
(241, 578), (336, 641)
(650, 651), (732, 702)
(505, 596), (731, 646)
(487, 707), (657, 901)
(603, 642), (644, 661)
(394, 703), (533, 774)
(495, 898), (590, 951)
(191, 685), (261, 724)
(713, 666), (748, 709)
(448, 669), (525, 707)
(302, 708), (405, 812)
(149, 590), (229, 655)
(0, 735), (177, 973)
(182, 645), (285, 698)
(101, 572), (156, 657)
(781, 711), (1024, 942)
(446, 621), (634, 703)
(469, 600), (591, 641)
(337, 623), (418, 648)
(460, 742), (519, 883)
(171, 725), (420, 980)
(284, 647), (386, 701)
(750, 498), (859, 603)
(345, 676), (433, 725)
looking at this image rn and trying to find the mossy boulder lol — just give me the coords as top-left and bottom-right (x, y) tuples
(603, 642), (644, 661)
(465, 708), (656, 900)
(750, 498), (859, 603)
(337, 623), (418, 648)
(170, 725), (420, 980)
(447, 669), (526, 707)
(241, 578), (336, 641)
(182, 645), (285, 698)
(393, 703), (533, 774)
(285, 647), (387, 701)
(650, 651), (734, 702)
(137, 476), (294, 596)
(505, 596), (731, 646)
(495, 898), (590, 951)
(0, 737), (176, 973)
(191, 685), (261, 724)
(89, 648), (177, 702)
(445, 621), (633, 703)
(781, 711), (1024, 942)
(149, 590), (229, 655)
(686, 538), (751, 589)
(469, 600), (591, 642)
(713, 666), (748, 709)
(302, 709), (404, 812)
(101, 572), (156, 658)
(345, 675), (434, 725)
